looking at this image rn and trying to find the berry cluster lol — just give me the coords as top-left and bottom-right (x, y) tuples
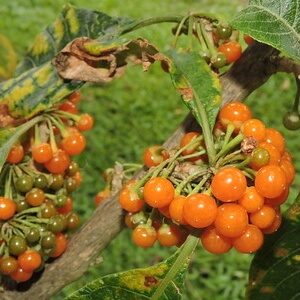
(0, 91), (93, 282)
(117, 101), (294, 254)
(172, 15), (254, 70)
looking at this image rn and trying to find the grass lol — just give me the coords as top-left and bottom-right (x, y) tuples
(1, 0), (299, 299)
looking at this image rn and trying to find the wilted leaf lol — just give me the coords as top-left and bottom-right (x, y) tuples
(65, 234), (199, 300)
(166, 49), (221, 132)
(0, 34), (17, 81)
(246, 194), (300, 300)
(16, 4), (135, 74)
(53, 37), (170, 83)
(232, 0), (300, 62)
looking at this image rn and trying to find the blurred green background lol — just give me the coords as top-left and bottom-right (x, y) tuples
(1, 0), (299, 299)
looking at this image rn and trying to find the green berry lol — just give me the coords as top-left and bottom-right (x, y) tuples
(283, 111), (300, 130)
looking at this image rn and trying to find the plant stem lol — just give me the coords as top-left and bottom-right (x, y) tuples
(151, 232), (199, 300)
(214, 132), (244, 162)
(191, 88), (216, 165)
(293, 75), (300, 112)
(120, 16), (184, 36)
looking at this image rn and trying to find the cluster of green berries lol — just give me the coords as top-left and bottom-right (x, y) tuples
(0, 91), (93, 282)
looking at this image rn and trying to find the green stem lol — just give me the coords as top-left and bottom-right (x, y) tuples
(14, 206), (41, 218)
(175, 167), (210, 195)
(46, 118), (58, 152)
(221, 123), (235, 148)
(120, 16), (184, 37)
(242, 167), (257, 181)
(232, 156), (251, 169)
(293, 75), (300, 112)
(46, 114), (67, 137)
(215, 151), (244, 168)
(191, 88), (216, 165)
(177, 149), (206, 161)
(187, 16), (194, 50)
(214, 132), (244, 162)
(4, 166), (13, 199)
(199, 19), (216, 56)
(171, 15), (190, 48)
(151, 232), (200, 300)
(191, 173), (212, 194)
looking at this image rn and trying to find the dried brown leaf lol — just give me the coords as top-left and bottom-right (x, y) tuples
(53, 37), (169, 83)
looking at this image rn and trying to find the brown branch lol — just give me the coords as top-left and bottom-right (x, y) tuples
(1, 42), (283, 300)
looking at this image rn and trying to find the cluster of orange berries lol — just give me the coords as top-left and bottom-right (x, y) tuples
(0, 91), (93, 282)
(117, 101), (294, 254)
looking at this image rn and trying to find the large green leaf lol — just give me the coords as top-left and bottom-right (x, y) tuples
(16, 4), (135, 74)
(246, 194), (300, 300)
(166, 49), (221, 133)
(0, 62), (83, 122)
(232, 0), (300, 62)
(65, 234), (198, 300)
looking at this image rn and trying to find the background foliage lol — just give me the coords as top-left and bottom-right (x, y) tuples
(1, 0), (299, 299)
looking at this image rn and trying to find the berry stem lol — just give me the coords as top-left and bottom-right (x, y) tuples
(292, 75), (300, 112)
(171, 15), (189, 48)
(174, 167), (210, 195)
(177, 149), (206, 161)
(46, 119), (59, 153)
(190, 173), (212, 194)
(4, 166), (13, 199)
(214, 132), (244, 162)
(198, 19), (216, 56)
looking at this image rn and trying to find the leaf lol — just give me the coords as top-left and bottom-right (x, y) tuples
(0, 34), (17, 81)
(16, 4), (135, 74)
(0, 63), (83, 125)
(65, 234), (199, 300)
(246, 194), (300, 300)
(232, 0), (300, 62)
(0, 116), (43, 172)
(166, 49), (221, 132)
(53, 37), (170, 83)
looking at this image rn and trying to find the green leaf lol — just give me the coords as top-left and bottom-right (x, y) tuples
(0, 116), (43, 172)
(65, 234), (199, 300)
(16, 4), (135, 74)
(0, 63), (83, 122)
(232, 0), (300, 62)
(166, 49), (221, 164)
(0, 34), (17, 81)
(166, 49), (221, 132)
(246, 194), (300, 300)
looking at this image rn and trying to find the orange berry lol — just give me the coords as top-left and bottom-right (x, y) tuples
(233, 224), (264, 253)
(241, 118), (266, 142)
(132, 224), (157, 248)
(169, 195), (188, 225)
(201, 225), (232, 254)
(218, 101), (252, 133)
(214, 203), (248, 238)
(264, 128), (285, 155)
(211, 167), (247, 202)
(238, 186), (264, 213)
(143, 177), (175, 208)
(255, 165), (287, 198)
(249, 204), (276, 229)
(183, 193), (217, 228)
